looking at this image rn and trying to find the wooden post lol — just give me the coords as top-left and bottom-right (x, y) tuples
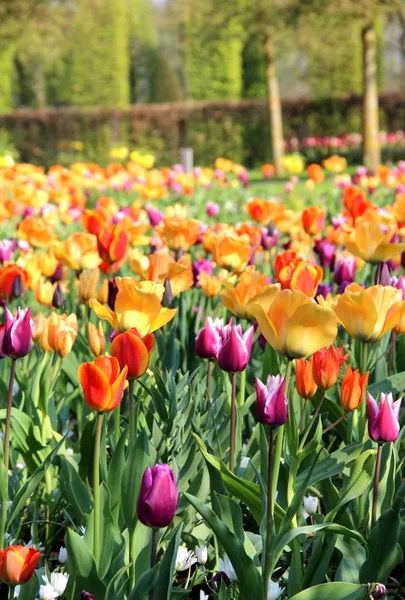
(362, 23), (381, 173)
(264, 36), (284, 177)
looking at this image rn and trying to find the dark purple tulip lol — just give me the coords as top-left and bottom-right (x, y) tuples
(11, 275), (23, 299)
(2, 307), (33, 359)
(256, 375), (288, 427)
(316, 283), (332, 299)
(81, 593), (96, 600)
(314, 239), (336, 268)
(50, 263), (63, 283)
(195, 317), (223, 360)
(137, 464), (178, 528)
(192, 259), (213, 285)
(217, 322), (254, 373)
(52, 282), (65, 308)
(108, 279), (118, 311)
(333, 256), (356, 285)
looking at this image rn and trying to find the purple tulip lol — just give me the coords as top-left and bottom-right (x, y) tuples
(0, 240), (16, 263)
(391, 275), (405, 300)
(192, 259), (213, 285)
(367, 391), (402, 443)
(145, 204), (163, 227)
(314, 239), (335, 268)
(316, 283), (332, 299)
(2, 307), (33, 359)
(333, 256), (356, 285)
(255, 375), (288, 427)
(217, 322), (254, 373)
(374, 262), (391, 286)
(50, 263), (63, 283)
(195, 317), (223, 360)
(81, 593), (96, 600)
(108, 279), (118, 311)
(137, 464), (178, 529)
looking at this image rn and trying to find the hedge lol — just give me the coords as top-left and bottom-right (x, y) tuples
(0, 93), (404, 167)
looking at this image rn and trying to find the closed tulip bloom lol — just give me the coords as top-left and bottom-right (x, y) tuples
(47, 313), (78, 358)
(340, 365), (369, 411)
(78, 355), (128, 412)
(374, 262), (391, 286)
(97, 224), (128, 264)
(256, 375), (288, 426)
(217, 322), (254, 372)
(334, 283), (405, 342)
(333, 256), (356, 285)
(88, 322), (106, 357)
(250, 289), (337, 359)
(195, 317), (223, 360)
(314, 239), (336, 268)
(0, 545), (40, 585)
(302, 206), (325, 236)
(367, 391), (402, 443)
(0, 264), (28, 299)
(312, 345), (348, 390)
(78, 269), (100, 304)
(278, 260), (323, 297)
(295, 356), (317, 399)
(137, 464), (178, 528)
(2, 307), (33, 359)
(111, 328), (154, 380)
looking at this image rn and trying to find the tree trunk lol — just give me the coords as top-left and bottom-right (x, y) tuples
(264, 37), (284, 176)
(362, 23), (381, 173)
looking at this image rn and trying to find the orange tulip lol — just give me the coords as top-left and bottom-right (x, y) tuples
(78, 269), (100, 304)
(97, 224), (128, 264)
(277, 260), (323, 297)
(0, 264), (28, 298)
(155, 217), (200, 251)
(340, 365), (369, 411)
(54, 232), (101, 270)
(323, 155), (347, 173)
(47, 313), (78, 357)
(166, 257), (193, 297)
(244, 197), (278, 225)
(82, 208), (109, 236)
(78, 355), (128, 412)
(302, 206), (325, 236)
(88, 322), (106, 357)
(0, 545), (40, 585)
(261, 163), (275, 179)
(343, 186), (372, 222)
(312, 345), (348, 391)
(295, 356), (317, 399)
(198, 271), (222, 298)
(111, 329), (154, 380)
(221, 271), (277, 319)
(17, 216), (55, 247)
(211, 235), (252, 273)
(274, 251), (298, 280)
(307, 164), (324, 184)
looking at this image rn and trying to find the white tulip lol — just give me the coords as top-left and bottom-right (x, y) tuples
(218, 555), (237, 581)
(175, 546), (197, 571)
(58, 546), (68, 564)
(50, 572), (69, 596)
(195, 545), (208, 565)
(302, 495), (319, 519)
(267, 579), (284, 600)
(39, 581), (57, 600)
(199, 591), (209, 600)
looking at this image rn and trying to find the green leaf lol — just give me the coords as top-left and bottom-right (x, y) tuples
(335, 538), (367, 584)
(65, 529), (106, 599)
(185, 493), (263, 600)
(128, 564), (160, 600)
(59, 455), (93, 523)
(154, 524), (183, 600)
(289, 582), (368, 600)
(296, 443), (362, 488)
(121, 429), (152, 531)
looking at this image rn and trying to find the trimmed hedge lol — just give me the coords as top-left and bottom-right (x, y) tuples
(0, 93), (404, 167)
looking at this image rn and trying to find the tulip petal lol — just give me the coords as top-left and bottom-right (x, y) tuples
(78, 362), (112, 412)
(89, 299), (118, 329)
(148, 308), (177, 334)
(334, 284), (378, 342)
(249, 304), (280, 353)
(286, 303), (337, 359)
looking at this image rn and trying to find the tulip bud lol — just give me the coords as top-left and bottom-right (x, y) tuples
(137, 464), (178, 528)
(58, 546), (67, 564)
(50, 263), (63, 283)
(391, 275), (405, 300)
(162, 278), (173, 307)
(217, 322), (254, 373)
(295, 357), (317, 399)
(340, 365), (369, 411)
(78, 356), (128, 413)
(195, 317), (223, 361)
(367, 391), (402, 443)
(88, 322), (106, 357)
(333, 256), (356, 285)
(206, 201), (220, 217)
(110, 329), (154, 380)
(0, 545), (41, 585)
(11, 274), (23, 299)
(81, 593), (96, 600)
(312, 346), (348, 391)
(195, 545), (208, 565)
(108, 278), (118, 310)
(314, 239), (335, 268)
(255, 375), (288, 427)
(2, 307), (33, 359)
(52, 282), (65, 309)
(374, 262), (391, 286)
(302, 495), (318, 518)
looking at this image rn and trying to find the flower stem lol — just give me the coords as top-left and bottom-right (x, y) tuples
(230, 372), (237, 473)
(0, 359), (16, 548)
(271, 359), (292, 505)
(297, 398), (309, 432)
(8, 585), (15, 600)
(128, 379), (135, 450)
(93, 412), (103, 565)
(299, 391), (325, 451)
(150, 528), (159, 600)
(238, 368), (246, 407)
(372, 443), (383, 528)
(322, 411), (349, 435)
(263, 428), (275, 595)
(358, 342), (369, 440)
(206, 361), (213, 411)
(114, 404), (121, 450)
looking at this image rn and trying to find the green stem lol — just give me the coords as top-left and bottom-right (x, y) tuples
(150, 529), (159, 600)
(297, 397), (309, 432)
(322, 411), (349, 435)
(93, 412), (103, 565)
(358, 342), (369, 440)
(0, 359), (16, 548)
(206, 361), (213, 411)
(299, 391), (325, 451)
(372, 443), (383, 528)
(230, 372), (237, 473)
(238, 368), (246, 408)
(114, 404), (121, 450)
(263, 428), (275, 595)
(128, 379), (135, 450)
(8, 585), (15, 600)
(271, 360), (292, 513)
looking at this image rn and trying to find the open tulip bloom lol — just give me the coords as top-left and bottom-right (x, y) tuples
(367, 391), (402, 443)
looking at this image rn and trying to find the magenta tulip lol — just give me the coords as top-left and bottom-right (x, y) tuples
(2, 307), (33, 359)
(195, 317), (223, 361)
(367, 391), (402, 443)
(333, 256), (356, 285)
(0, 240), (16, 263)
(137, 464), (178, 529)
(256, 375), (288, 427)
(217, 322), (254, 373)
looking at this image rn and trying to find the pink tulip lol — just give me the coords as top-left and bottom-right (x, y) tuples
(1, 307), (33, 359)
(367, 391), (402, 443)
(333, 256), (356, 285)
(217, 322), (254, 373)
(0, 241), (16, 263)
(195, 317), (223, 361)
(145, 205), (163, 227)
(256, 375), (288, 427)
(206, 202), (220, 217)
(137, 464), (178, 528)
(391, 275), (405, 300)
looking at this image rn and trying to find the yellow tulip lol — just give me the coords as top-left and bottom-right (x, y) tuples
(211, 235), (252, 273)
(89, 277), (176, 336)
(343, 221), (405, 263)
(249, 289), (337, 358)
(78, 269), (100, 304)
(334, 283), (405, 342)
(221, 270), (279, 319)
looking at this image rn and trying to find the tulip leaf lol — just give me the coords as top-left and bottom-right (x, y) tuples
(289, 582), (368, 600)
(121, 429), (152, 531)
(104, 563), (131, 600)
(107, 426), (128, 524)
(154, 523), (183, 600)
(133, 521), (152, 582)
(65, 528), (106, 599)
(184, 493), (264, 600)
(368, 371), (405, 396)
(128, 563), (160, 600)
(335, 537), (367, 584)
(296, 443), (362, 488)
(59, 455), (93, 523)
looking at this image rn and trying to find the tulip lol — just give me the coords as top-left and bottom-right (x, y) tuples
(333, 255), (356, 285)
(47, 312), (78, 358)
(222, 272), (278, 319)
(343, 221), (405, 263)
(50, 263), (63, 283)
(78, 355), (128, 412)
(314, 239), (335, 268)
(195, 317), (223, 360)
(145, 204), (163, 227)
(302, 206), (325, 236)
(155, 217), (200, 251)
(391, 275), (405, 300)
(249, 289), (337, 359)
(88, 322), (106, 357)
(278, 260), (323, 297)
(374, 262), (391, 286)
(51, 282), (65, 309)
(217, 322), (254, 373)
(198, 271), (222, 298)
(334, 283), (405, 342)
(97, 224), (128, 265)
(195, 545), (208, 565)
(206, 201), (220, 217)
(192, 258), (213, 285)
(2, 307), (33, 359)
(110, 328), (154, 380)
(78, 269), (100, 304)
(367, 391), (401, 443)
(255, 375), (288, 427)
(108, 278), (118, 310)
(316, 283), (332, 299)
(81, 593), (96, 600)
(295, 356), (317, 399)
(312, 345), (348, 391)
(175, 546), (198, 571)
(211, 235), (252, 273)
(0, 545), (40, 585)
(0, 265), (28, 300)
(340, 365), (369, 411)
(137, 464), (178, 528)
(0, 240), (16, 263)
